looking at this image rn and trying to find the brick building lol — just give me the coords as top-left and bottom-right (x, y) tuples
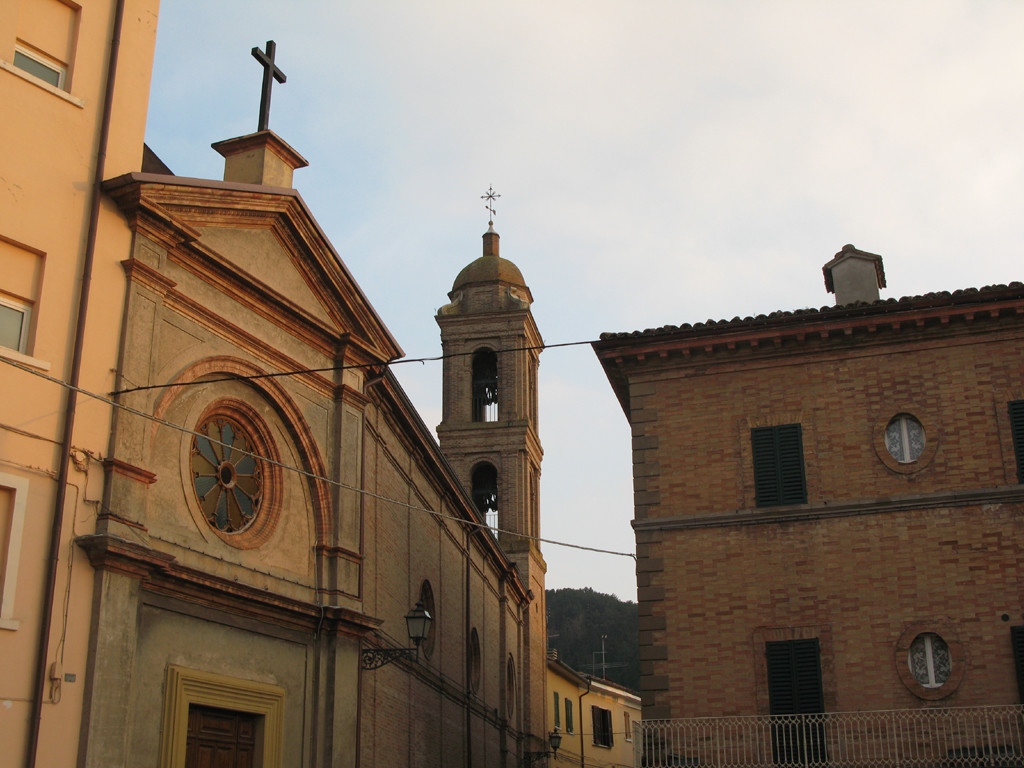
(593, 247), (1024, 759)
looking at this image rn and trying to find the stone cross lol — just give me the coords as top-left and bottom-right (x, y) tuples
(251, 40), (286, 132)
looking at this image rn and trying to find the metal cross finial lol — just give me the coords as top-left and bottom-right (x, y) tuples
(481, 186), (500, 224)
(251, 40), (287, 132)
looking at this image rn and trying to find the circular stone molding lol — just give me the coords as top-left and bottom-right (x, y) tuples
(873, 406), (939, 475)
(187, 399), (282, 549)
(895, 623), (965, 700)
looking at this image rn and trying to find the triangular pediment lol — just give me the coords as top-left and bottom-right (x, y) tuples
(195, 225), (334, 327)
(105, 173), (404, 364)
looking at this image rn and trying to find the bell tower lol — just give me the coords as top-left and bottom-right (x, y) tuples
(436, 216), (546, 743)
(436, 222), (543, 555)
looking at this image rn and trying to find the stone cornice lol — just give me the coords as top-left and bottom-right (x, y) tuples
(77, 533), (380, 637)
(632, 485), (1024, 532)
(595, 286), (1024, 414)
(103, 172), (404, 363)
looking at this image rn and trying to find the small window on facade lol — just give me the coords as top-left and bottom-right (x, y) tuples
(591, 705), (613, 747)
(624, 711), (632, 741)
(0, 297), (31, 353)
(751, 424), (807, 507)
(553, 691), (561, 729)
(419, 581), (436, 659)
(565, 698), (574, 733)
(908, 632), (951, 688)
(505, 655), (517, 718)
(468, 628), (481, 692)
(13, 47), (65, 88)
(471, 463), (498, 536)
(1009, 401), (1024, 483)
(885, 413), (926, 463)
(472, 349), (498, 422)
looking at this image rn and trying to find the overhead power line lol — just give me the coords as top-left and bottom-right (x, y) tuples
(108, 338), (601, 396)
(3, 356), (635, 561)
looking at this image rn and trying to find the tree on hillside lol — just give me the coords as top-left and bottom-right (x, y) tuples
(547, 587), (639, 691)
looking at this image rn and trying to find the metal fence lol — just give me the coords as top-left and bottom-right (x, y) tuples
(635, 706), (1024, 768)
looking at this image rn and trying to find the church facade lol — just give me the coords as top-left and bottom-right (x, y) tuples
(83, 133), (548, 767)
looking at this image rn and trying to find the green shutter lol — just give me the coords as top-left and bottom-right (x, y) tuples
(766, 639), (826, 765)
(777, 425), (807, 505)
(1011, 626), (1024, 703)
(1010, 401), (1024, 483)
(752, 424), (807, 507)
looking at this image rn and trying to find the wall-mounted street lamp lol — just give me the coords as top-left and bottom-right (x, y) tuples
(523, 731), (562, 765)
(361, 601), (433, 670)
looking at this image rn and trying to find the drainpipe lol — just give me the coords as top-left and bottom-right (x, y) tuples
(25, 1), (126, 765)
(464, 526), (472, 767)
(579, 676), (592, 768)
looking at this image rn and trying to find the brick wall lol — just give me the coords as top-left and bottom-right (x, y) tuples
(614, 311), (1024, 720)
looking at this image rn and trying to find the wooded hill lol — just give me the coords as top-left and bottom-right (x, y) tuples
(546, 587), (639, 691)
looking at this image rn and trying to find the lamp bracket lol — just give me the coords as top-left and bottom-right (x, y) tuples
(361, 646), (417, 670)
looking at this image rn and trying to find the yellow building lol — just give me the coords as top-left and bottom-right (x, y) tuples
(548, 653), (641, 768)
(0, 1), (159, 765)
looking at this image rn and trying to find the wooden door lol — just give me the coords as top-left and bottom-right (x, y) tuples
(186, 705), (259, 768)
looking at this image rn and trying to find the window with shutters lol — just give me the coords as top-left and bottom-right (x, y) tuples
(565, 698), (574, 734)
(765, 638), (826, 765)
(1010, 401), (1024, 484)
(591, 705), (613, 747)
(752, 424), (807, 507)
(1011, 626), (1024, 704)
(554, 691), (561, 729)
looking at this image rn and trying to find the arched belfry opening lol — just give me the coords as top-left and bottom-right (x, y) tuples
(472, 349), (498, 422)
(471, 462), (498, 536)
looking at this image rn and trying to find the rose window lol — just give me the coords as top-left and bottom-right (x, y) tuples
(191, 416), (263, 533)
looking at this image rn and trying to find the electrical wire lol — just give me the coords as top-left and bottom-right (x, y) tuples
(108, 338), (601, 396)
(3, 356), (635, 560)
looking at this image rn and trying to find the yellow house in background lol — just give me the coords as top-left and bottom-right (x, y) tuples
(0, 1), (159, 766)
(548, 652), (641, 768)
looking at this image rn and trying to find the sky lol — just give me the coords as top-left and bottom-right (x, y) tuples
(144, 1), (1024, 601)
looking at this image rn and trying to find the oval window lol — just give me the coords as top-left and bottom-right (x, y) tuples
(885, 414), (926, 463)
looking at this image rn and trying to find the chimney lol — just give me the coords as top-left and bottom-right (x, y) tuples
(211, 130), (308, 188)
(823, 244), (886, 306)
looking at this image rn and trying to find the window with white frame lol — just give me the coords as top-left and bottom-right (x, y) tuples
(13, 46), (65, 89)
(885, 413), (926, 463)
(0, 473), (29, 631)
(908, 632), (951, 688)
(11, 0), (80, 92)
(0, 296), (31, 353)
